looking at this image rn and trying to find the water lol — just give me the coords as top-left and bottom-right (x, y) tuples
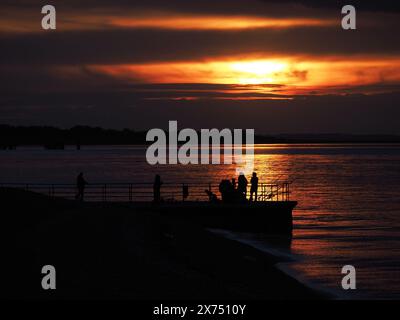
(1, 143), (400, 299)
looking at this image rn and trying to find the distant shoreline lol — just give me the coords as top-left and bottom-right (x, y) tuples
(3, 142), (400, 150)
(2, 125), (400, 147)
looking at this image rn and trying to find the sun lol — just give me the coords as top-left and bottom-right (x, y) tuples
(230, 60), (288, 84)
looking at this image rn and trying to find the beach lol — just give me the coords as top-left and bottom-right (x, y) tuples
(0, 188), (323, 300)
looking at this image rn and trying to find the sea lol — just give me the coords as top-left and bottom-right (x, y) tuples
(1, 143), (400, 299)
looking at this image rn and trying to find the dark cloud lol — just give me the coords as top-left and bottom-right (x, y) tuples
(270, 0), (400, 12)
(0, 81), (289, 104)
(3, 0), (400, 14)
(2, 0), (399, 67)
(1, 25), (400, 67)
(0, 0), (328, 17)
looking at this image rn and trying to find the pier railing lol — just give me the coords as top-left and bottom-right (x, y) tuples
(0, 182), (291, 202)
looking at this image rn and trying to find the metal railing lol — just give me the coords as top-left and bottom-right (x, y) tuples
(0, 182), (291, 202)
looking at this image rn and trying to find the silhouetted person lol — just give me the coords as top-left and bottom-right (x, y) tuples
(153, 174), (163, 203)
(76, 172), (88, 201)
(182, 184), (189, 201)
(205, 189), (219, 203)
(237, 173), (248, 200)
(250, 172), (259, 202)
(219, 179), (234, 203)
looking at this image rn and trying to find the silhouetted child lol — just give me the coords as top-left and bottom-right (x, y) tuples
(205, 189), (219, 203)
(237, 173), (248, 200)
(76, 172), (88, 201)
(153, 174), (163, 203)
(250, 172), (258, 202)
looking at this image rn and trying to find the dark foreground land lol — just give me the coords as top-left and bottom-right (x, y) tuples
(0, 188), (325, 300)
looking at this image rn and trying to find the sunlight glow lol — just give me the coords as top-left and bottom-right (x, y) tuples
(230, 61), (288, 84)
(89, 57), (400, 96)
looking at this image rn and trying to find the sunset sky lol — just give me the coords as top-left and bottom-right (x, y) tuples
(1, 0), (400, 133)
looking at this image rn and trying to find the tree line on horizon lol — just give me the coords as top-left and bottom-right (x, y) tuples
(1, 124), (400, 148)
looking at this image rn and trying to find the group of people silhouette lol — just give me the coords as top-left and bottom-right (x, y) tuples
(153, 172), (259, 204)
(217, 172), (259, 203)
(75, 172), (259, 203)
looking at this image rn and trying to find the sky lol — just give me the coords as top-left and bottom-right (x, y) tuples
(1, 0), (400, 134)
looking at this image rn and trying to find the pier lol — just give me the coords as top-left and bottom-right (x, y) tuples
(0, 182), (291, 202)
(1, 181), (296, 234)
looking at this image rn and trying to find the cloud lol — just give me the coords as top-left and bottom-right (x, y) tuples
(2, 25), (400, 67)
(1, 0), (400, 133)
(268, 0), (400, 12)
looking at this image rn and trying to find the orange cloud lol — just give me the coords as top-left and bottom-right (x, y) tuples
(89, 56), (400, 96)
(0, 8), (334, 34)
(111, 15), (335, 30)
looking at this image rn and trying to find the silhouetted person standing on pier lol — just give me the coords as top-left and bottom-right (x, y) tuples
(237, 173), (248, 200)
(250, 172), (258, 202)
(153, 174), (163, 203)
(219, 179), (234, 203)
(76, 172), (88, 201)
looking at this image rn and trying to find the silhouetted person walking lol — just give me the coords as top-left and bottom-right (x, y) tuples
(237, 173), (248, 200)
(153, 174), (163, 203)
(76, 172), (88, 201)
(250, 172), (258, 202)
